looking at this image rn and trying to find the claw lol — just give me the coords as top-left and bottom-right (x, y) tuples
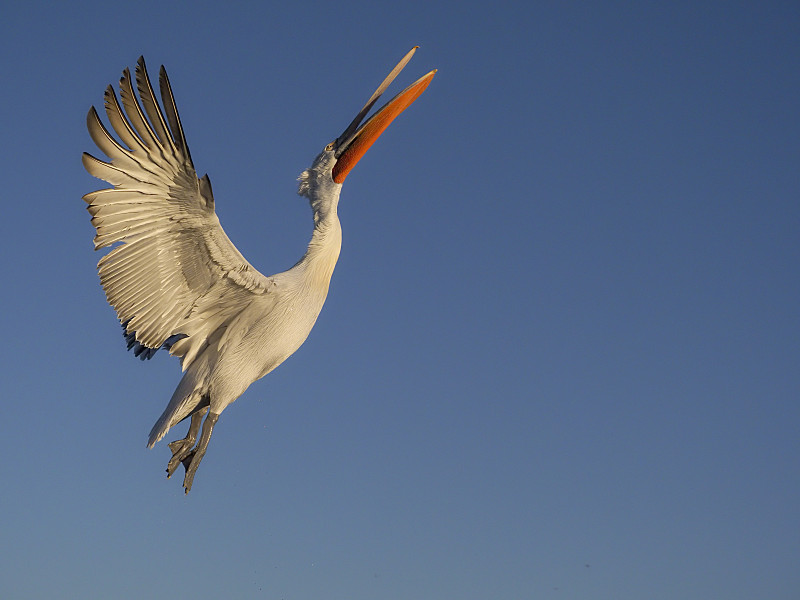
(158, 408), (218, 493)
(166, 439), (194, 477)
(164, 408), (207, 478)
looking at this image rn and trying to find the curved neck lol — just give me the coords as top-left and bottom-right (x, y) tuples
(298, 207), (342, 294)
(295, 157), (343, 293)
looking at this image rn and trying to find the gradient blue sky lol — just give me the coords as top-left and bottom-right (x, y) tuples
(1, 1), (798, 598)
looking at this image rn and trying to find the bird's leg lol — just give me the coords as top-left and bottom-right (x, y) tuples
(166, 407), (208, 478)
(182, 411), (219, 494)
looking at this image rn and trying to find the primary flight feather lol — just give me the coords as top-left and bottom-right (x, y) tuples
(83, 49), (435, 493)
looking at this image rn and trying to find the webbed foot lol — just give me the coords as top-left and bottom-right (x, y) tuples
(172, 410), (219, 494)
(166, 408), (207, 478)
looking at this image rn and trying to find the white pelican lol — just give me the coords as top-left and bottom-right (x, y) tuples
(83, 48), (435, 492)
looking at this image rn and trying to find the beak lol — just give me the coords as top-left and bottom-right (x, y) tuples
(332, 47), (436, 183)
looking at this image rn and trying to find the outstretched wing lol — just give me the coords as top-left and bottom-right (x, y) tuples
(83, 57), (273, 369)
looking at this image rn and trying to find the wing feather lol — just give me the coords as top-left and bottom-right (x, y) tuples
(103, 85), (149, 154)
(83, 58), (273, 368)
(159, 65), (191, 159)
(134, 57), (178, 155)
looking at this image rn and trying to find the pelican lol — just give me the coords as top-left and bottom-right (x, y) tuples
(83, 48), (435, 492)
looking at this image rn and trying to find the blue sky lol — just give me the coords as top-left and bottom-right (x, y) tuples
(1, 1), (798, 598)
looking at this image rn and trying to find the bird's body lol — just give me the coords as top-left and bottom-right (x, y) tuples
(147, 175), (342, 447)
(83, 50), (434, 492)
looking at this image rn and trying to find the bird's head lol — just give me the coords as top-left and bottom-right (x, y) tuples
(298, 47), (435, 204)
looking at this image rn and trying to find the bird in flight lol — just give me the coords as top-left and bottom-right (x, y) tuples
(83, 48), (435, 493)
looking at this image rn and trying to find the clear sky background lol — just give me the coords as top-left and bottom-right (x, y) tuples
(1, 1), (798, 598)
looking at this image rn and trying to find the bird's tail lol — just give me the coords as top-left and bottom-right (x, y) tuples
(147, 367), (209, 447)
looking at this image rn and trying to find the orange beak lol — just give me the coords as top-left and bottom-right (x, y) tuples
(331, 48), (436, 184)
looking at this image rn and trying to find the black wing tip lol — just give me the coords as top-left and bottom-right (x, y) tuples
(121, 321), (186, 361)
(158, 64), (173, 95)
(137, 56), (169, 80)
(122, 321), (155, 360)
(102, 85), (116, 106)
(136, 56), (149, 77)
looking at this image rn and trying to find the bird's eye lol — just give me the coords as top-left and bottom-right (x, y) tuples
(325, 142), (335, 152)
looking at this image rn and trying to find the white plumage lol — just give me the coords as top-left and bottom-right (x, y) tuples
(83, 50), (435, 492)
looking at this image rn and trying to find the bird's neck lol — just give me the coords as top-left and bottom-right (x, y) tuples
(299, 207), (342, 293)
(295, 162), (343, 293)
